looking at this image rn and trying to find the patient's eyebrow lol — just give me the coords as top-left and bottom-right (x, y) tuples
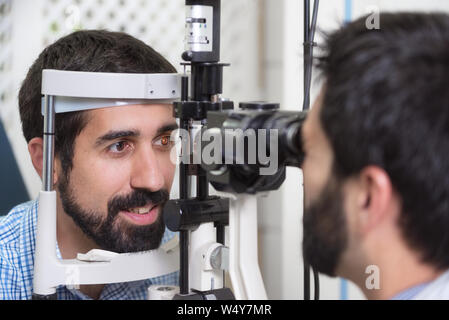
(156, 123), (179, 136)
(95, 130), (140, 147)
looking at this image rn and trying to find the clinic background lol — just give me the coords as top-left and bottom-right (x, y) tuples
(1, 0), (448, 300)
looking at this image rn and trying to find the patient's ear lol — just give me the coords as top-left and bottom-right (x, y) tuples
(28, 138), (43, 179)
(28, 137), (59, 184)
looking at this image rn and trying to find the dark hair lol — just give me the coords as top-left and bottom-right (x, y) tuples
(19, 30), (177, 174)
(317, 13), (449, 270)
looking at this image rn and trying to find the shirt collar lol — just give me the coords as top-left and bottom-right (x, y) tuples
(390, 282), (430, 300)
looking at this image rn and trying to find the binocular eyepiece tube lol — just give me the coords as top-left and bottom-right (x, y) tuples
(201, 102), (307, 194)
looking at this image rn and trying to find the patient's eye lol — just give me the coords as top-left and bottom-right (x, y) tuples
(108, 141), (131, 154)
(154, 135), (174, 150)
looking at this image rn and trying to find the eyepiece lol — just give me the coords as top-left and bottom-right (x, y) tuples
(202, 108), (308, 194)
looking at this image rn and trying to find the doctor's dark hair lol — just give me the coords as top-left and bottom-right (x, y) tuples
(317, 13), (449, 269)
(19, 30), (176, 175)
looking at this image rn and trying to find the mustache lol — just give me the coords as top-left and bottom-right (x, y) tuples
(108, 189), (170, 217)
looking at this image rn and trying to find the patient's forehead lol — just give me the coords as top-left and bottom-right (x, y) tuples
(79, 104), (175, 140)
(90, 103), (172, 124)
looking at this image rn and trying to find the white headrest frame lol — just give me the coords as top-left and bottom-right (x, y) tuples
(41, 69), (181, 114)
(41, 96), (177, 115)
(42, 69), (181, 99)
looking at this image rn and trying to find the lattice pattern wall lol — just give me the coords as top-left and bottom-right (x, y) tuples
(41, 0), (186, 70)
(0, 0), (261, 123)
(39, 0), (261, 99)
(0, 0), (13, 129)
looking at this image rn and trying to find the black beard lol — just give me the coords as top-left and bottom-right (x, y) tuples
(302, 174), (348, 277)
(58, 173), (169, 253)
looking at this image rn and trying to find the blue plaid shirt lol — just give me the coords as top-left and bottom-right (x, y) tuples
(0, 200), (179, 300)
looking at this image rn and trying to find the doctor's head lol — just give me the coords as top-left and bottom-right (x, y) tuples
(301, 13), (449, 287)
(19, 30), (178, 253)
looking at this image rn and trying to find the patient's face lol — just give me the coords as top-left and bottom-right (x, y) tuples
(301, 88), (349, 276)
(56, 104), (177, 253)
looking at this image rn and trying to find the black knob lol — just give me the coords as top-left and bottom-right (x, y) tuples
(182, 51), (193, 62)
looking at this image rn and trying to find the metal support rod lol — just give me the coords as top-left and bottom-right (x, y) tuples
(304, 0), (310, 46)
(179, 121), (190, 200)
(181, 75), (189, 101)
(216, 225), (225, 245)
(180, 230), (189, 294)
(303, 0), (311, 111)
(197, 118), (209, 201)
(197, 166), (209, 200)
(216, 224), (226, 287)
(303, 0), (311, 300)
(304, 262), (310, 300)
(43, 95), (55, 192)
(302, 0), (320, 300)
(179, 75), (190, 295)
(303, 0), (319, 112)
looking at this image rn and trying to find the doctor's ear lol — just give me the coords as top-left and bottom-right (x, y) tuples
(355, 166), (396, 233)
(28, 137), (60, 185)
